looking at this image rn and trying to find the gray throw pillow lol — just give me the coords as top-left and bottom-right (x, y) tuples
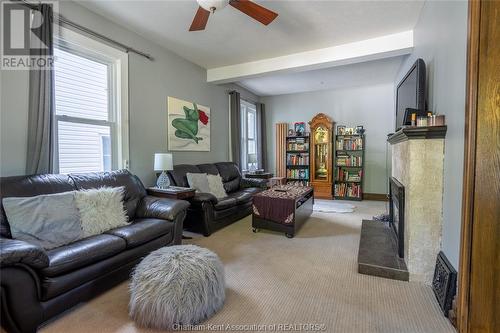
(2, 191), (83, 249)
(186, 173), (211, 193)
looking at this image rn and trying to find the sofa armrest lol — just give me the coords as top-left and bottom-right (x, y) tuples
(136, 196), (190, 221)
(190, 192), (218, 205)
(241, 177), (268, 189)
(0, 237), (49, 269)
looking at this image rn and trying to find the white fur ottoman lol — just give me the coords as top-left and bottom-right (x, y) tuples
(129, 245), (225, 329)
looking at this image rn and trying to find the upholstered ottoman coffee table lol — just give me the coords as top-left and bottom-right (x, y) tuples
(252, 185), (314, 238)
(129, 245), (225, 330)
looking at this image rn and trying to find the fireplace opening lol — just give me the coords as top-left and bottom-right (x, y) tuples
(389, 177), (405, 258)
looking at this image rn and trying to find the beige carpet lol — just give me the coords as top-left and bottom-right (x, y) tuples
(41, 201), (455, 333)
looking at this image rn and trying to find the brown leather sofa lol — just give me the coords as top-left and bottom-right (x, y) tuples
(0, 170), (190, 333)
(168, 162), (267, 236)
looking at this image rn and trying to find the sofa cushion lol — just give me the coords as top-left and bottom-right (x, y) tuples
(215, 162), (242, 193)
(0, 174), (75, 238)
(105, 218), (173, 248)
(214, 197), (237, 211)
(42, 234), (126, 277)
(196, 163), (219, 175)
(226, 191), (252, 205)
(69, 170), (146, 220)
(168, 165), (201, 187)
(41, 234), (171, 301)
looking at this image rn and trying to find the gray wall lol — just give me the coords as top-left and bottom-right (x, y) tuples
(395, 0), (468, 268)
(262, 83), (395, 195)
(0, 1), (253, 186)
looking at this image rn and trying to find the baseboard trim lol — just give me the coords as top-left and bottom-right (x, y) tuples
(364, 193), (389, 201)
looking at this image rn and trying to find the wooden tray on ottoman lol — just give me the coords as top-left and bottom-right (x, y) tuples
(252, 185), (314, 238)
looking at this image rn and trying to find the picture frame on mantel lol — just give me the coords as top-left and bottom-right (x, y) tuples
(167, 96), (211, 151)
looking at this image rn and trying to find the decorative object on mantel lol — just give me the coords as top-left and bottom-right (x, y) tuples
(154, 153), (173, 189)
(432, 251), (457, 317)
(309, 113), (334, 199)
(167, 96), (210, 151)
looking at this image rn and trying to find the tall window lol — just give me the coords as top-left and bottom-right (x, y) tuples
(53, 27), (128, 174)
(240, 100), (258, 171)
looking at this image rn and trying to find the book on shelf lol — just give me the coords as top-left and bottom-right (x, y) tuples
(336, 137), (363, 150)
(334, 183), (362, 198)
(336, 154), (362, 167)
(287, 168), (309, 180)
(336, 168), (362, 182)
(286, 153), (310, 165)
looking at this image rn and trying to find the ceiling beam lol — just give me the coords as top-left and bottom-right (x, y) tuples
(207, 30), (413, 84)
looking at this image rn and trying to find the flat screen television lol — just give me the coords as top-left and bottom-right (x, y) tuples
(395, 58), (426, 130)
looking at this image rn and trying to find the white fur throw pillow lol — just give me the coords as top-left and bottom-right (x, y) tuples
(74, 187), (128, 238)
(207, 174), (227, 199)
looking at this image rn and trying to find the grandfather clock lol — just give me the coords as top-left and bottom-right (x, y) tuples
(309, 113), (334, 199)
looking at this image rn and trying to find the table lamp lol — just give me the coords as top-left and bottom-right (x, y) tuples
(154, 153), (173, 189)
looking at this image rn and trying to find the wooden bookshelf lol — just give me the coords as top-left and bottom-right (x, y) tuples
(285, 135), (310, 185)
(334, 128), (364, 201)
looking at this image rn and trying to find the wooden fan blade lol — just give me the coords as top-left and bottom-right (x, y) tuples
(189, 6), (210, 31)
(230, 0), (278, 25)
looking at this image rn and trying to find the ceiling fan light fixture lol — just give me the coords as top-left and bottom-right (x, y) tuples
(197, 0), (230, 13)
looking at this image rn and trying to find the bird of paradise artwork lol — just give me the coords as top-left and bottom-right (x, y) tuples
(167, 97), (211, 151)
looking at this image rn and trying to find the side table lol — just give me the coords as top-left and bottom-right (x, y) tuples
(146, 186), (196, 200)
(146, 187), (196, 240)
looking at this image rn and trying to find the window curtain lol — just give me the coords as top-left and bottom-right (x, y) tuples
(256, 103), (267, 170)
(229, 91), (241, 169)
(26, 4), (55, 174)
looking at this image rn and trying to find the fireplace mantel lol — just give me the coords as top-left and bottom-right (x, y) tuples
(389, 132), (446, 284)
(387, 126), (447, 144)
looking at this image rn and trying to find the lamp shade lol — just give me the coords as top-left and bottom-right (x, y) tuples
(154, 153), (173, 171)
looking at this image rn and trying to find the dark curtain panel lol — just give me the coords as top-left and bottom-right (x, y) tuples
(229, 91), (241, 169)
(26, 4), (55, 174)
(256, 103), (267, 170)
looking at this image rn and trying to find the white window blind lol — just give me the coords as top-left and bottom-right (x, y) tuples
(54, 46), (114, 174)
(240, 100), (258, 171)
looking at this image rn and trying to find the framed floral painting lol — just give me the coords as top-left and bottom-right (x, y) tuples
(167, 96), (210, 151)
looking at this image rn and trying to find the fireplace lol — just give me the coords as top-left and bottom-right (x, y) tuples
(389, 177), (405, 258)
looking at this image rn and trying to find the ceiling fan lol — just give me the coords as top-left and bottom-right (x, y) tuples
(190, 0), (278, 31)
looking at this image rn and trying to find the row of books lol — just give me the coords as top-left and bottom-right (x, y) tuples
(336, 137), (363, 150)
(287, 168), (309, 180)
(287, 137), (308, 151)
(336, 154), (363, 166)
(287, 154), (309, 165)
(334, 183), (362, 198)
(336, 168), (362, 182)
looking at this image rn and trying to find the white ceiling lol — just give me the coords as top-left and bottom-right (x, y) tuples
(77, 0), (424, 69)
(238, 55), (407, 96)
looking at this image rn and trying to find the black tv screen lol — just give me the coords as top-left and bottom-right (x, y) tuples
(395, 58), (426, 130)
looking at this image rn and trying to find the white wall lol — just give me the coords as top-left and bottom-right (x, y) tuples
(0, 1), (254, 186)
(395, 0), (468, 268)
(262, 83), (395, 194)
